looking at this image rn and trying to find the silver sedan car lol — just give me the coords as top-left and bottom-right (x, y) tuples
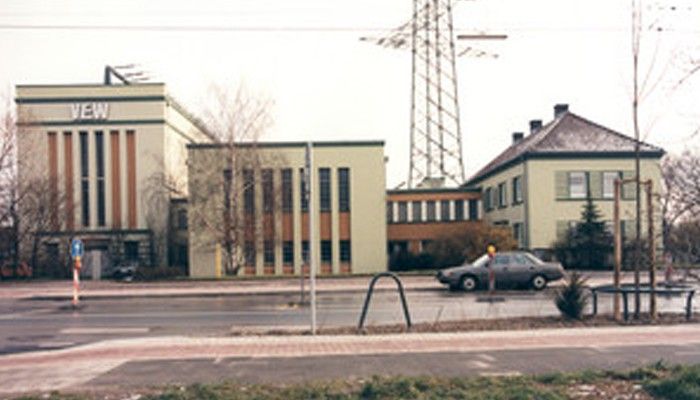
(436, 251), (565, 291)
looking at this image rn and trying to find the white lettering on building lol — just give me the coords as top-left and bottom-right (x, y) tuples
(70, 103), (109, 121)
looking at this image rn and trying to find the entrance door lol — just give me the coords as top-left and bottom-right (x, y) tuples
(83, 249), (112, 280)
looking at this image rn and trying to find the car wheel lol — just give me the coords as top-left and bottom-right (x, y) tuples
(461, 275), (477, 292)
(531, 274), (547, 290)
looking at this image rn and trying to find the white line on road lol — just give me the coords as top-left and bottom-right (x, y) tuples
(476, 353), (496, 362)
(479, 371), (522, 377)
(469, 360), (491, 369)
(60, 327), (150, 335)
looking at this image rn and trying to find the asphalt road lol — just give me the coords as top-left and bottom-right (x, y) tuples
(0, 286), (696, 355)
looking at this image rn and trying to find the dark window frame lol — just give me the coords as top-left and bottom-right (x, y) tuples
(340, 240), (351, 262)
(338, 167), (350, 212)
(321, 240), (332, 263)
(281, 168), (293, 213)
(319, 168), (331, 212)
(79, 131), (90, 227)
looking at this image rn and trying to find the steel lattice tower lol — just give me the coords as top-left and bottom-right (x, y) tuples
(409, 0), (463, 188)
(361, 1), (504, 189)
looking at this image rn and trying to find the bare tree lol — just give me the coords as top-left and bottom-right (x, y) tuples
(189, 85), (283, 276)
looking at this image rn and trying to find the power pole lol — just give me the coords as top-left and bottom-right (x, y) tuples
(361, 1), (505, 188)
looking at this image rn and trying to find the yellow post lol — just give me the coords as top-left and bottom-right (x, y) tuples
(215, 243), (222, 278)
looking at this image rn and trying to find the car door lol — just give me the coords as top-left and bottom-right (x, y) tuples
(511, 254), (535, 286)
(492, 254), (511, 288)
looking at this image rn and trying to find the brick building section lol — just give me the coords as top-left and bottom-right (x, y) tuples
(386, 187), (481, 255)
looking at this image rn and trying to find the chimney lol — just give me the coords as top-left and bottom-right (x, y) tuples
(512, 132), (524, 144)
(554, 103), (569, 117)
(529, 120), (542, 134)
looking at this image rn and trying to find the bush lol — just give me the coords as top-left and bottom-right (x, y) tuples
(427, 222), (518, 269)
(555, 272), (589, 320)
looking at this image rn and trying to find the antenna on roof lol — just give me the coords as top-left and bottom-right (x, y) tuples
(104, 64), (152, 85)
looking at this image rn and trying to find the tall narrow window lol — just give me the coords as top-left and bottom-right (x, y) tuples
(398, 201), (408, 222)
(79, 131), (90, 227)
(321, 240), (332, 263)
(386, 201), (394, 223)
(338, 168), (350, 212)
(262, 169), (273, 213)
(283, 241), (294, 265)
(512, 176), (523, 204)
(243, 169), (255, 214)
(498, 182), (507, 208)
(468, 199), (478, 220)
(223, 169), (233, 212)
(602, 171), (620, 199)
(340, 240), (351, 262)
(244, 241), (256, 265)
(568, 172), (587, 199)
(264, 240), (274, 265)
(319, 168), (331, 212)
(282, 168), (293, 213)
(426, 201), (436, 221)
(95, 131), (105, 226)
(454, 200), (464, 221)
(412, 201), (422, 222)
(300, 168), (308, 212)
(440, 200), (450, 220)
(302, 241), (309, 263)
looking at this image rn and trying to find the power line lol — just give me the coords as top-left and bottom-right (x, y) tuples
(0, 23), (697, 33)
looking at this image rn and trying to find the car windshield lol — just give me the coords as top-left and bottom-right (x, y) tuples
(523, 253), (544, 265)
(470, 254), (490, 268)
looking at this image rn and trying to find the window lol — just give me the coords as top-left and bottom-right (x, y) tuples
(454, 200), (464, 221)
(569, 172), (587, 199)
(494, 255), (510, 265)
(340, 240), (351, 262)
(319, 168), (331, 212)
(300, 168), (308, 212)
(483, 188), (492, 211)
(177, 209), (188, 229)
(45, 243), (59, 261)
(302, 241), (309, 263)
(281, 169), (293, 212)
(176, 244), (188, 267)
(426, 201), (436, 221)
(321, 240), (332, 263)
(262, 169), (273, 213)
(338, 168), (350, 212)
(602, 171), (620, 199)
(386, 201), (394, 223)
(79, 131), (89, 226)
(95, 131), (105, 226)
(224, 169), (233, 212)
(244, 241), (256, 265)
(264, 240), (274, 265)
(283, 241), (294, 265)
(513, 222), (523, 247)
(398, 201), (408, 222)
(512, 176), (523, 204)
(498, 182), (507, 208)
(125, 241), (139, 261)
(243, 169), (255, 214)
(440, 200), (450, 221)
(468, 199), (478, 220)
(412, 201), (422, 222)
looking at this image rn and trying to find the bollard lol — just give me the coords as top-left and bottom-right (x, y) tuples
(72, 256), (81, 308)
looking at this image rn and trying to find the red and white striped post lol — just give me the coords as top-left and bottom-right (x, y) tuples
(72, 256), (81, 308)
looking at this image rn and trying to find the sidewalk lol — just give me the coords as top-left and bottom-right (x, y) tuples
(1, 323), (699, 394)
(0, 271), (645, 300)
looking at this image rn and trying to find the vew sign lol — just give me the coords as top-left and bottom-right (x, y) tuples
(70, 103), (109, 121)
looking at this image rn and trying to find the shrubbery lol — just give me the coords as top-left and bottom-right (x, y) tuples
(554, 272), (589, 320)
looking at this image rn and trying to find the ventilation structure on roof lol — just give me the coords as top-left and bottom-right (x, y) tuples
(512, 132), (524, 144)
(529, 120), (543, 134)
(554, 103), (569, 117)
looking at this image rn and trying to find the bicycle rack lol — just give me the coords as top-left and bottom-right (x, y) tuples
(357, 272), (412, 330)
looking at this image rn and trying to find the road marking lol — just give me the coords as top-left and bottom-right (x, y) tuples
(469, 360), (491, 369)
(60, 327), (149, 335)
(479, 371), (522, 377)
(476, 353), (496, 362)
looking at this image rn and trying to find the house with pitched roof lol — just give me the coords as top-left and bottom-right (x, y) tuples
(464, 104), (665, 255)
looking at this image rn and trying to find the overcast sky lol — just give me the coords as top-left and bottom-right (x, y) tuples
(1, 0), (698, 187)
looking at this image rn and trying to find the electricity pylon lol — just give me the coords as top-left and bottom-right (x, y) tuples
(361, 1), (505, 188)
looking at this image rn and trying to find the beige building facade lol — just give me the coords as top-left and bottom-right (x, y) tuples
(15, 83), (211, 277)
(187, 141), (387, 278)
(466, 104), (665, 254)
